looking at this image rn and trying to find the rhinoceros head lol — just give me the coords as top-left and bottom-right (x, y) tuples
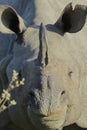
(0, 3), (87, 130)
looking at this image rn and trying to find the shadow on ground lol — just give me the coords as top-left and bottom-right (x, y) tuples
(4, 123), (87, 130)
(63, 124), (87, 130)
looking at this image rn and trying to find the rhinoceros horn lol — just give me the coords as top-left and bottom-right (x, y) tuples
(38, 23), (48, 67)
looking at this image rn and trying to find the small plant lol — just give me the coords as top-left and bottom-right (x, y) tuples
(0, 70), (25, 113)
(67, 103), (74, 109)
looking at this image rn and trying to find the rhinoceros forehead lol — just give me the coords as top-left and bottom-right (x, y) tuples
(12, 28), (39, 57)
(22, 27), (61, 59)
(23, 27), (39, 48)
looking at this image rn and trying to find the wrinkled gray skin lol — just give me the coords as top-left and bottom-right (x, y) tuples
(0, 0), (87, 130)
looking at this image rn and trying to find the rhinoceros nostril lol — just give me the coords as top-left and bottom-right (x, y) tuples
(29, 91), (35, 98)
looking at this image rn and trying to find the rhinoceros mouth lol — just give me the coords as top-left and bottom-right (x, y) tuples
(28, 113), (66, 130)
(27, 105), (68, 130)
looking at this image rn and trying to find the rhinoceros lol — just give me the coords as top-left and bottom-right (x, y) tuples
(0, 0), (87, 130)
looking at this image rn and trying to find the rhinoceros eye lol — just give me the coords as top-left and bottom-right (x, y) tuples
(61, 90), (66, 95)
(68, 71), (73, 77)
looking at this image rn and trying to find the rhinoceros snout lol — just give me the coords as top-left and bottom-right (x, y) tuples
(28, 88), (68, 114)
(27, 85), (68, 130)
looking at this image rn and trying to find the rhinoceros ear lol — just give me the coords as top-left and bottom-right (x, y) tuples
(0, 5), (26, 34)
(55, 3), (87, 33)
